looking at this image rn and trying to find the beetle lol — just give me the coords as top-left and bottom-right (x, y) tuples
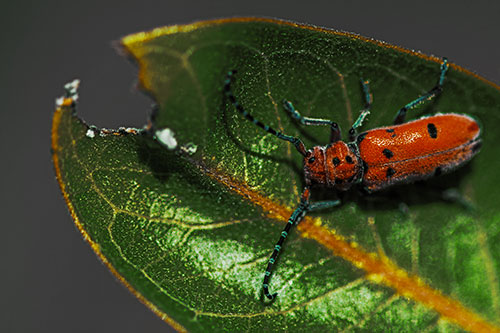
(223, 58), (482, 300)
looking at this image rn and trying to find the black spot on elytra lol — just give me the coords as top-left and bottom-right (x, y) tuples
(435, 167), (442, 176)
(332, 157), (340, 166)
(427, 123), (438, 139)
(356, 132), (367, 144)
(386, 167), (396, 178)
(335, 178), (343, 185)
(345, 155), (354, 164)
(382, 148), (394, 159)
(386, 128), (396, 138)
(308, 157), (316, 163)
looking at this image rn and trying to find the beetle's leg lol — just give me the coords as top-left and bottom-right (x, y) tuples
(225, 71), (307, 156)
(262, 188), (311, 301)
(283, 100), (342, 143)
(394, 58), (449, 125)
(349, 79), (372, 141)
(308, 199), (341, 211)
(262, 188), (340, 301)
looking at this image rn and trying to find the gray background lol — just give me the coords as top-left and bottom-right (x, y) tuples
(2, 1), (499, 332)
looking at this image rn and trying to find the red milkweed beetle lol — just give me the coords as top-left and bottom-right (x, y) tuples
(224, 58), (482, 301)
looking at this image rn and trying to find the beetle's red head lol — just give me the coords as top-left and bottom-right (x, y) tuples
(304, 142), (361, 190)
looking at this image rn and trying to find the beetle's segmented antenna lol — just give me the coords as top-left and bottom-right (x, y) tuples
(224, 71), (307, 156)
(394, 58), (449, 124)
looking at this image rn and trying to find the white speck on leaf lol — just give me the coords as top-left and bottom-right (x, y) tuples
(155, 128), (178, 150)
(180, 143), (197, 155)
(86, 129), (95, 138)
(63, 79), (80, 101)
(55, 97), (64, 106)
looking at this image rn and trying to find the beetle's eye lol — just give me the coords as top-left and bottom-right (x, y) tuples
(308, 157), (316, 163)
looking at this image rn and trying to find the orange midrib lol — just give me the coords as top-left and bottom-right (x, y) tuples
(198, 162), (500, 333)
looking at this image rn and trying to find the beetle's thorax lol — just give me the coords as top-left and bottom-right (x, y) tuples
(303, 142), (362, 190)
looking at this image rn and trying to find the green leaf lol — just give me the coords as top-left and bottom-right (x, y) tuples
(52, 18), (500, 332)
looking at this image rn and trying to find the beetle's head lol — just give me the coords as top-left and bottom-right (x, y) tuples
(304, 142), (361, 190)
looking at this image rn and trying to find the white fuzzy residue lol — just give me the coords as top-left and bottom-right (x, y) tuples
(86, 129), (95, 138)
(180, 143), (197, 155)
(64, 79), (80, 96)
(56, 97), (65, 106)
(155, 128), (178, 150)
